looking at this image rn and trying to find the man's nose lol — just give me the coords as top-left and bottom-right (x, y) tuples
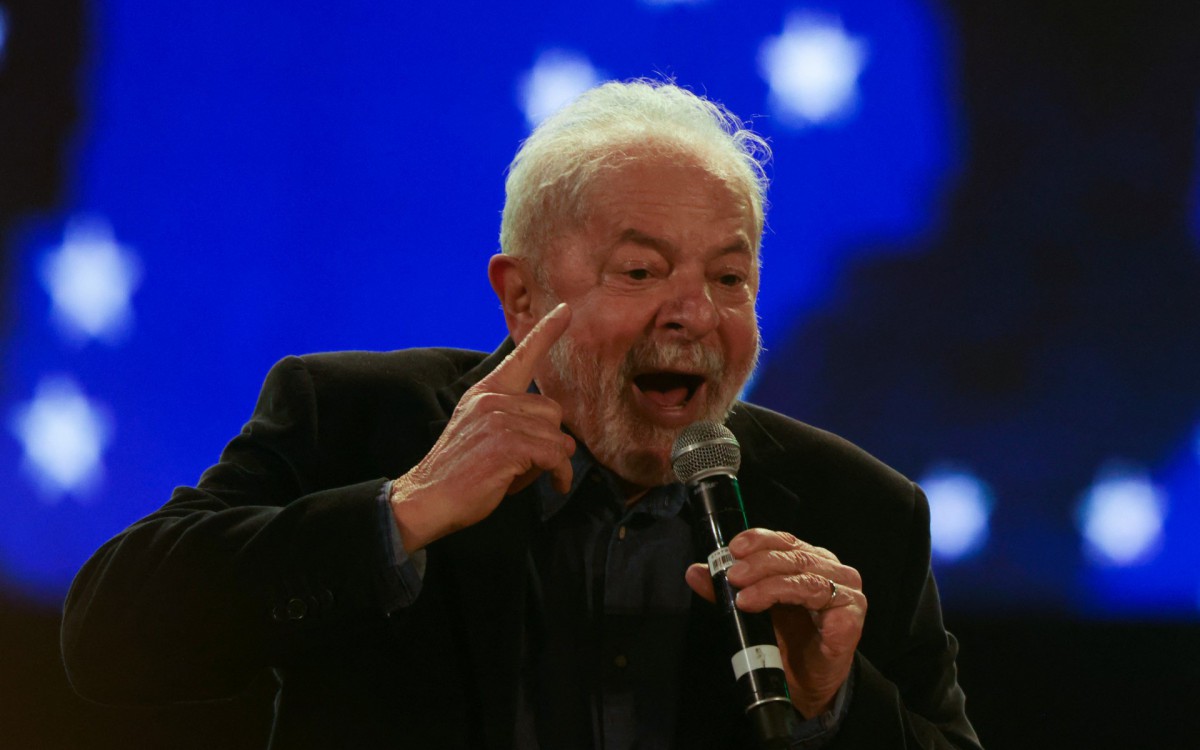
(657, 275), (719, 339)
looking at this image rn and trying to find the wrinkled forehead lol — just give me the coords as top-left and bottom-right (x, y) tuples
(571, 144), (763, 247)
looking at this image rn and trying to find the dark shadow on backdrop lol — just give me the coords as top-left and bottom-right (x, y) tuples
(755, 0), (1200, 609)
(0, 0), (86, 339)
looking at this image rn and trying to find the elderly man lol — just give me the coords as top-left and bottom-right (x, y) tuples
(62, 81), (982, 749)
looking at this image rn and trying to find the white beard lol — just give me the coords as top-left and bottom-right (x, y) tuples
(544, 330), (758, 488)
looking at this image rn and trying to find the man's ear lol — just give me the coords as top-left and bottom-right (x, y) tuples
(488, 253), (538, 342)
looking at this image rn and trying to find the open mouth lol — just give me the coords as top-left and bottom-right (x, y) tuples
(632, 371), (705, 409)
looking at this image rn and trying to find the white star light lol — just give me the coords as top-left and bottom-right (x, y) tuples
(920, 467), (993, 561)
(10, 376), (112, 501)
(758, 12), (868, 128)
(517, 49), (602, 129)
(40, 217), (142, 345)
(1078, 467), (1167, 566)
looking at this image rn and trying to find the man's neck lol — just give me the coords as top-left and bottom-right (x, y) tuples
(620, 481), (652, 507)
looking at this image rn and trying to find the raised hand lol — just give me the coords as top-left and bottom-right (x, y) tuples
(389, 303), (575, 551)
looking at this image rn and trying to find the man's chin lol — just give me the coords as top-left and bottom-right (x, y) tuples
(591, 397), (742, 489)
(589, 425), (680, 489)
(611, 448), (677, 489)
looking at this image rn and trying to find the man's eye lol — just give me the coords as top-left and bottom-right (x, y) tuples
(627, 268), (652, 281)
(718, 273), (744, 286)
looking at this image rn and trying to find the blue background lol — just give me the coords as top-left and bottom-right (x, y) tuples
(2, 0), (1197, 621)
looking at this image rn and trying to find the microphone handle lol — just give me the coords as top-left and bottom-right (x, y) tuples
(687, 472), (799, 749)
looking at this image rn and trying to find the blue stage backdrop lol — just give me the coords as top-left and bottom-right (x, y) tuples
(2, 0), (1197, 619)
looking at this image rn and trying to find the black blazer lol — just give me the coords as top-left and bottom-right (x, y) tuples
(62, 344), (981, 749)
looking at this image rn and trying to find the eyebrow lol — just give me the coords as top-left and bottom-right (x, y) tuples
(614, 228), (753, 258)
(615, 228), (674, 254)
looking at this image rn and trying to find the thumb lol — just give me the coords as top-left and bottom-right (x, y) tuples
(685, 563), (716, 603)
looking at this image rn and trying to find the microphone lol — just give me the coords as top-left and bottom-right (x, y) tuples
(672, 421), (799, 749)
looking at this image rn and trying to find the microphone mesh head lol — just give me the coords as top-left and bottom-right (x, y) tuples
(671, 421), (741, 483)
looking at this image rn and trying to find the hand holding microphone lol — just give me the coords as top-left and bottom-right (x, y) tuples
(674, 421), (866, 742)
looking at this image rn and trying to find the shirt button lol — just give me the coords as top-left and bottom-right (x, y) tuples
(285, 597), (308, 620)
(614, 654), (628, 669)
(618, 526), (627, 540)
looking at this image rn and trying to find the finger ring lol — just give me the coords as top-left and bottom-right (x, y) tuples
(825, 578), (838, 610)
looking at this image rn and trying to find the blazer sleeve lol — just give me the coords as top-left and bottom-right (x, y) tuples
(61, 356), (398, 705)
(833, 482), (983, 749)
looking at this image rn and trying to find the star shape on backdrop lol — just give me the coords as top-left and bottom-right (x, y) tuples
(758, 11), (868, 128)
(517, 49), (602, 129)
(920, 467), (994, 561)
(9, 376), (112, 502)
(1077, 467), (1166, 566)
(39, 216), (142, 345)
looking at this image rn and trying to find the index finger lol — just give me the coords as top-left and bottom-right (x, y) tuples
(482, 302), (572, 393)
(729, 528), (833, 562)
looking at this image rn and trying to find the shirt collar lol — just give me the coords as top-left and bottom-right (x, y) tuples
(533, 439), (688, 522)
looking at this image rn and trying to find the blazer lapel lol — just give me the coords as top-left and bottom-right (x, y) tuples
(431, 338), (532, 750)
(425, 339), (516, 444)
(728, 405), (806, 532)
(435, 339), (515, 412)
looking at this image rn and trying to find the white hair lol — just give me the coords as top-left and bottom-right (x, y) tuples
(499, 79), (771, 265)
